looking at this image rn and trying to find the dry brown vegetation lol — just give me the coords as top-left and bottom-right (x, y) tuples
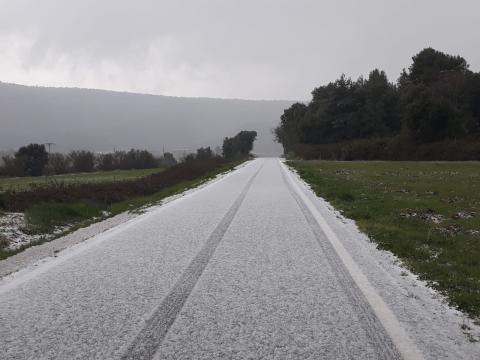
(0, 158), (227, 212)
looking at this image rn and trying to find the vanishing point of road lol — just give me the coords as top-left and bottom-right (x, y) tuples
(0, 158), (449, 359)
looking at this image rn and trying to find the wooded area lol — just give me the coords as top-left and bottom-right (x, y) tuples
(275, 48), (480, 160)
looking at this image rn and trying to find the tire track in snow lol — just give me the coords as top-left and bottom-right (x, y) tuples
(121, 164), (263, 360)
(280, 160), (424, 360)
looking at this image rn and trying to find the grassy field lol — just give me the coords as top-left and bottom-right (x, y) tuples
(289, 160), (480, 319)
(0, 168), (164, 192)
(0, 160), (244, 260)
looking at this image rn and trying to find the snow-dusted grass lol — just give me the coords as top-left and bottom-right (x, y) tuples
(0, 213), (44, 250)
(0, 212), (71, 253)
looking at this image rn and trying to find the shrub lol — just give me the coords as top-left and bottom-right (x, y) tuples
(160, 152), (177, 167)
(0, 233), (9, 249)
(196, 147), (214, 160)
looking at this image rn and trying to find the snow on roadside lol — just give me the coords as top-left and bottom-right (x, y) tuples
(0, 213), (44, 250)
(0, 212), (72, 251)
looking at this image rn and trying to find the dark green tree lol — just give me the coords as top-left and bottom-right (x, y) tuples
(69, 150), (95, 173)
(183, 153), (196, 162)
(406, 48), (469, 85)
(399, 48), (474, 142)
(274, 103), (307, 154)
(97, 153), (116, 171)
(1, 155), (26, 177)
(15, 143), (49, 176)
(196, 147), (214, 160)
(222, 131), (257, 158)
(47, 153), (70, 174)
(466, 73), (480, 133)
(402, 85), (460, 142)
(274, 48), (480, 159)
(161, 152), (177, 167)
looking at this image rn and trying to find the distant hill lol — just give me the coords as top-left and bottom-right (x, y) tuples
(0, 82), (293, 156)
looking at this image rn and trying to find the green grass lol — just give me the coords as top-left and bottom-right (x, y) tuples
(289, 160), (480, 319)
(24, 202), (105, 234)
(0, 160), (244, 260)
(0, 168), (164, 192)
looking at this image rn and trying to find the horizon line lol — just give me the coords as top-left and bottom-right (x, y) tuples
(0, 80), (303, 103)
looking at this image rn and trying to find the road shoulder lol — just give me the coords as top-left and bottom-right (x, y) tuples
(283, 160), (480, 359)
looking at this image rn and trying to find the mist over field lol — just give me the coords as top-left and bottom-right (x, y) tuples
(0, 82), (292, 155)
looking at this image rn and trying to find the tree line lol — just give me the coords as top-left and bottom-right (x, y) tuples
(274, 48), (480, 160)
(0, 130), (257, 177)
(183, 131), (257, 162)
(0, 146), (177, 177)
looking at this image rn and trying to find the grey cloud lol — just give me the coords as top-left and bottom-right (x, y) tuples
(0, 0), (479, 99)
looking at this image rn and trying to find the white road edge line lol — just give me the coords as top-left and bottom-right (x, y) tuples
(280, 160), (425, 360)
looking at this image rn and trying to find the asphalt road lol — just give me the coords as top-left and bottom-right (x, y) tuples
(0, 158), (427, 359)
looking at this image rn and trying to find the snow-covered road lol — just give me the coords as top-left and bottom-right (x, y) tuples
(1, 158), (478, 359)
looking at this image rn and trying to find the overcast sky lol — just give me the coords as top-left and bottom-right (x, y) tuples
(0, 0), (478, 100)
